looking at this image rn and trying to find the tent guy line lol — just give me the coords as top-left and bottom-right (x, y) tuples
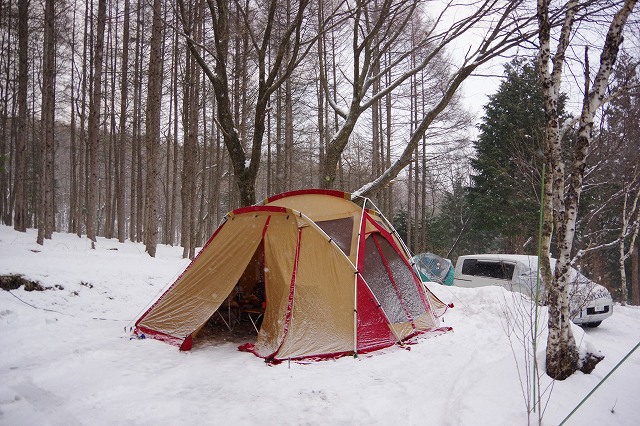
(6, 289), (129, 322)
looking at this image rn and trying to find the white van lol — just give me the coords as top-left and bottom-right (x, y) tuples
(453, 254), (613, 327)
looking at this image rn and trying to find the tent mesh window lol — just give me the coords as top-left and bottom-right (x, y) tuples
(361, 234), (424, 323)
(375, 236), (426, 318)
(315, 217), (354, 256)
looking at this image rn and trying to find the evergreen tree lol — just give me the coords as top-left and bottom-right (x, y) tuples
(468, 58), (564, 253)
(430, 179), (473, 259)
(392, 210), (408, 245)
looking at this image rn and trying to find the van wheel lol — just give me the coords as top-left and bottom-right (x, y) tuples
(583, 321), (602, 328)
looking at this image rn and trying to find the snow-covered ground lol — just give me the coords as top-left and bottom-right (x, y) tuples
(1, 225), (638, 425)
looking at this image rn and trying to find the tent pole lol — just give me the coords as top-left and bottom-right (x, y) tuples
(352, 197), (369, 357)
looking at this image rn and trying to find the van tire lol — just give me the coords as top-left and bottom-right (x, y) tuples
(582, 321), (602, 328)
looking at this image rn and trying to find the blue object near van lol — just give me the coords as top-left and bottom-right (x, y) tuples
(412, 252), (454, 286)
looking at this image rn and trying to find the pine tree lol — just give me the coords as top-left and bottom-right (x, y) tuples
(468, 59), (562, 253)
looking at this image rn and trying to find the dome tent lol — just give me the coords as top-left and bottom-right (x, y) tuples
(134, 189), (451, 362)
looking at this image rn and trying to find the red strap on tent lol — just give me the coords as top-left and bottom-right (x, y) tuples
(261, 215), (272, 239)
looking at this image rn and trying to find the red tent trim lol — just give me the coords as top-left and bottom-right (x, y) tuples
(240, 327), (453, 363)
(231, 205), (288, 216)
(179, 335), (193, 351)
(239, 343), (354, 364)
(354, 215), (399, 351)
(135, 325), (184, 347)
(263, 188), (349, 204)
(355, 281), (399, 351)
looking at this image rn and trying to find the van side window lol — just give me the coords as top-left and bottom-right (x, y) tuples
(462, 259), (515, 280)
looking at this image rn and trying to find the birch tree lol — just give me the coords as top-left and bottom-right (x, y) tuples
(618, 181), (640, 305)
(537, 0), (637, 380)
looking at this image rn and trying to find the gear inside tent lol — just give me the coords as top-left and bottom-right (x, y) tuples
(134, 189), (451, 362)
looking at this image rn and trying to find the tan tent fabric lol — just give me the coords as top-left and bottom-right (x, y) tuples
(265, 192), (361, 263)
(264, 191), (357, 222)
(275, 225), (355, 358)
(137, 214), (268, 339)
(252, 213), (299, 357)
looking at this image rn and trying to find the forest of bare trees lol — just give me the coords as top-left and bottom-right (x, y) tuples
(0, 0), (638, 309)
(0, 0), (518, 253)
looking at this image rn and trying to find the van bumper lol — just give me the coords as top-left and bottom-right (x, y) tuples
(571, 297), (613, 325)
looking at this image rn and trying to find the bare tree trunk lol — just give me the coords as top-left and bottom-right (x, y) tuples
(177, 0), (312, 207)
(104, 4), (115, 240)
(76, 0), (90, 238)
(131, 0), (145, 243)
(371, 53), (380, 185)
(143, 0), (164, 257)
(37, 0), (56, 245)
(285, 77), (293, 192)
(420, 67), (428, 250)
(169, 13), (179, 246)
(86, 0), (107, 244)
(538, 0), (584, 379)
(0, 0), (12, 226)
(632, 239), (639, 305)
(620, 240), (629, 305)
(163, 15), (176, 246)
(197, 73), (208, 246)
(206, 99), (218, 236)
(68, 0), (78, 234)
(537, 0), (577, 295)
(384, 52), (392, 214)
(316, 0), (325, 180)
(117, 0), (130, 243)
(275, 86), (283, 195)
(180, 0), (200, 259)
(407, 160), (413, 249)
(618, 185), (640, 306)
(13, 0), (29, 233)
